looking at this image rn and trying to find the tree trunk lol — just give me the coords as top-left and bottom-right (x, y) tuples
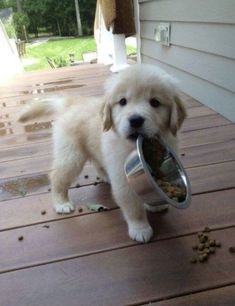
(16, 0), (22, 13)
(35, 27), (38, 38)
(56, 19), (62, 36)
(23, 25), (28, 42)
(74, 0), (83, 36)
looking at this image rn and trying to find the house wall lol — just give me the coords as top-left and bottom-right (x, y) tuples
(138, 0), (235, 122)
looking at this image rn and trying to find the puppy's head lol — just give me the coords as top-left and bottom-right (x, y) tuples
(101, 64), (186, 141)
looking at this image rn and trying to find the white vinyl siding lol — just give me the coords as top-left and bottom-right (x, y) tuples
(139, 0), (235, 122)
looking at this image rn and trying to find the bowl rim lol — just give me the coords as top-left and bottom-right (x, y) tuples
(136, 134), (191, 209)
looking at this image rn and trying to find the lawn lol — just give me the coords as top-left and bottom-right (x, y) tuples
(23, 37), (96, 72)
(23, 36), (137, 72)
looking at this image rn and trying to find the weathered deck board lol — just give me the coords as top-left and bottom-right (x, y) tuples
(0, 64), (235, 306)
(1, 154), (235, 202)
(0, 184), (115, 231)
(181, 114), (231, 132)
(1, 189), (235, 272)
(180, 139), (235, 167)
(1, 228), (235, 306)
(186, 106), (216, 118)
(1, 135), (235, 180)
(0, 175), (235, 232)
(151, 285), (235, 306)
(0, 141), (52, 163)
(0, 120), (233, 149)
(180, 124), (235, 148)
(187, 161), (235, 194)
(0, 163), (102, 201)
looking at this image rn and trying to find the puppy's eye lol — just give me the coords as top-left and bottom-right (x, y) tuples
(119, 98), (127, 106)
(150, 98), (161, 108)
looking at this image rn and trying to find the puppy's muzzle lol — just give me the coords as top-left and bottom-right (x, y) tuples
(129, 115), (145, 129)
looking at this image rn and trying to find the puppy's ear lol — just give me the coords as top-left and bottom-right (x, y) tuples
(100, 101), (112, 131)
(169, 95), (187, 135)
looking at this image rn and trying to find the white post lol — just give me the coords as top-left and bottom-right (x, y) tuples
(94, 4), (113, 65)
(110, 33), (129, 72)
(133, 0), (141, 63)
(94, 2), (129, 72)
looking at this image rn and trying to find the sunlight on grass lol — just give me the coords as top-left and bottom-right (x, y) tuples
(23, 36), (137, 72)
(23, 37), (97, 71)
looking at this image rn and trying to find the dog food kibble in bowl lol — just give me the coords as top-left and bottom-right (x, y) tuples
(142, 137), (187, 203)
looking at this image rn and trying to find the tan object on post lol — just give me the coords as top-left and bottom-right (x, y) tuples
(99, 0), (136, 36)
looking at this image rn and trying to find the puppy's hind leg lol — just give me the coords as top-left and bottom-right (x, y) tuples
(51, 149), (86, 214)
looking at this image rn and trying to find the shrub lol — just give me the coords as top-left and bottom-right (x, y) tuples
(13, 12), (29, 40)
(52, 56), (68, 68)
(3, 19), (16, 38)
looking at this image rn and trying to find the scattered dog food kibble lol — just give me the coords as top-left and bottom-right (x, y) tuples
(18, 236), (24, 241)
(209, 239), (216, 247)
(190, 229), (222, 264)
(199, 234), (208, 243)
(78, 207), (83, 213)
(84, 175), (89, 179)
(41, 210), (47, 215)
(190, 256), (197, 264)
(198, 232), (203, 238)
(209, 247), (216, 254)
(205, 242), (210, 248)
(203, 226), (211, 232)
(200, 253), (208, 262)
(229, 246), (235, 254)
(42, 225), (50, 229)
(204, 248), (210, 255)
(198, 243), (205, 251)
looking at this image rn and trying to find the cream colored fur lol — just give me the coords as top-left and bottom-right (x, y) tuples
(18, 64), (186, 243)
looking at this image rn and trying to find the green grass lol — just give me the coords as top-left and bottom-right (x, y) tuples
(23, 36), (137, 72)
(23, 37), (97, 72)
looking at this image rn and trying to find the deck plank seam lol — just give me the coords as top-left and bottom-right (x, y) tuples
(1, 224), (235, 275)
(133, 282), (235, 306)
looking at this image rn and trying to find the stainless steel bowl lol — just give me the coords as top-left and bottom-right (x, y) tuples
(124, 135), (191, 209)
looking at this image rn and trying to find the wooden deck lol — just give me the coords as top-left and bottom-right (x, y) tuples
(0, 64), (235, 306)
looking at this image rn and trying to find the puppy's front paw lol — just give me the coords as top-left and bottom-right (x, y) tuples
(128, 222), (153, 243)
(54, 202), (75, 214)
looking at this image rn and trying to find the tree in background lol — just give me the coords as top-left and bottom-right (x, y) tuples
(0, 0), (16, 11)
(0, 0), (17, 38)
(12, 11), (29, 39)
(0, 0), (96, 38)
(79, 0), (96, 35)
(23, 0), (96, 37)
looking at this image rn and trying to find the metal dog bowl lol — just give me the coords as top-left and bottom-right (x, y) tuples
(124, 135), (191, 209)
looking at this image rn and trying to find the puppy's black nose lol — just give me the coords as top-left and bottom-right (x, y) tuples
(129, 115), (145, 128)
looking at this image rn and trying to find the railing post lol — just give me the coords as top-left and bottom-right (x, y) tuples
(110, 33), (129, 72)
(94, 2), (129, 72)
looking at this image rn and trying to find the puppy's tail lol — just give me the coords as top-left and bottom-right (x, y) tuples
(18, 97), (65, 122)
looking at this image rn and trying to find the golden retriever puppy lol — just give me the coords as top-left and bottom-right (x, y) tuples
(19, 64), (186, 243)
